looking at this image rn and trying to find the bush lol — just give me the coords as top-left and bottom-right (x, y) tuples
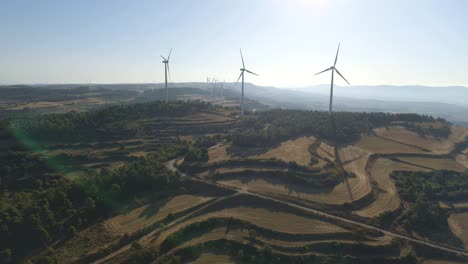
(184, 146), (208, 162)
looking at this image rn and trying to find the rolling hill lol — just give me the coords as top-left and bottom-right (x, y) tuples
(1, 100), (468, 263)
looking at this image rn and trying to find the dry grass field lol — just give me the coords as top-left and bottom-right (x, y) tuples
(104, 195), (212, 236)
(448, 213), (468, 250)
(9, 97), (108, 111)
(169, 112), (235, 124)
(354, 158), (428, 217)
(168, 225), (383, 258)
(455, 154), (468, 169)
(203, 207), (349, 234)
(218, 177), (366, 205)
(339, 145), (373, 203)
(316, 142), (335, 161)
(398, 157), (466, 172)
(356, 134), (429, 154)
(148, 205), (351, 245)
(207, 144), (231, 164)
(374, 125), (468, 154)
(253, 136), (315, 166)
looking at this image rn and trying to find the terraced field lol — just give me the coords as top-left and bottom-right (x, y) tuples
(449, 213), (468, 250)
(338, 145), (373, 203)
(218, 177), (363, 205)
(455, 154), (468, 169)
(104, 195), (212, 236)
(316, 141), (335, 161)
(204, 207), (348, 234)
(398, 157), (466, 172)
(374, 125), (468, 154)
(253, 136), (315, 166)
(207, 143), (231, 163)
(356, 134), (430, 154)
(354, 158), (426, 217)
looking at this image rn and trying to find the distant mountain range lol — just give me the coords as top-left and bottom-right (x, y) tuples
(234, 84), (468, 127)
(3, 83), (468, 127)
(292, 85), (468, 106)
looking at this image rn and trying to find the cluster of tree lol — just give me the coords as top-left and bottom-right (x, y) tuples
(0, 154), (103, 263)
(8, 101), (214, 142)
(397, 196), (448, 232)
(390, 170), (468, 232)
(402, 121), (451, 138)
(231, 110), (440, 147)
(184, 146), (208, 162)
(0, 86), (139, 119)
(0, 142), (188, 263)
(77, 144), (187, 209)
(0, 151), (55, 192)
(193, 135), (221, 148)
(392, 170), (468, 202)
(450, 136), (468, 156)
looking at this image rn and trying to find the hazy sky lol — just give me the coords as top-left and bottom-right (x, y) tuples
(1, 0), (467, 87)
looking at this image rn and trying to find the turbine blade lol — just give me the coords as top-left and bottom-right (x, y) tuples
(240, 49), (245, 68)
(161, 55), (167, 61)
(235, 72), (243, 85)
(334, 68), (350, 85)
(245, 69), (259, 76)
(334, 43), (340, 66)
(314, 67), (332, 76)
(167, 48), (172, 61)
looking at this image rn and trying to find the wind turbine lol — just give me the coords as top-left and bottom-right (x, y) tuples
(235, 49), (258, 116)
(315, 43), (350, 114)
(161, 49), (172, 103)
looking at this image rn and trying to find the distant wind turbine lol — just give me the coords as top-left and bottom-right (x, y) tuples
(161, 49), (172, 103)
(315, 43), (350, 114)
(235, 49), (258, 116)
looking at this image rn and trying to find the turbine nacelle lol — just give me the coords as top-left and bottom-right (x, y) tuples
(314, 43), (350, 114)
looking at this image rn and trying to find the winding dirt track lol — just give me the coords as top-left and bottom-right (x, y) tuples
(164, 159), (468, 259)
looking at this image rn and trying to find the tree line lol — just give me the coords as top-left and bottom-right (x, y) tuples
(8, 101), (214, 142)
(231, 110), (448, 147)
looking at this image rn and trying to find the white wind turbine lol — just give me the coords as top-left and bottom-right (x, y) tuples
(235, 49), (258, 116)
(161, 49), (172, 103)
(315, 43), (350, 114)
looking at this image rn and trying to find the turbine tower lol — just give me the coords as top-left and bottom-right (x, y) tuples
(235, 49), (258, 116)
(161, 49), (172, 103)
(315, 43), (350, 114)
